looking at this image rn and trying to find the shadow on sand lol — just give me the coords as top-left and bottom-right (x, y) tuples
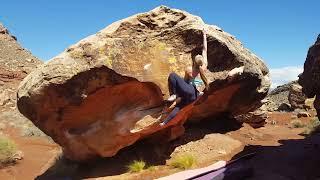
(228, 133), (320, 180)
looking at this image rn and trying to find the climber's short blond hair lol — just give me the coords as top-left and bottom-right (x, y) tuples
(194, 55), (204, 68)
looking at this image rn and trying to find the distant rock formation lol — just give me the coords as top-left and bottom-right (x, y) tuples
(288, 83), (307, 109)
(235, 107), (268, 128)
(0, 23), (44, 137)
(299, 34), (320, 115)
(264, 81), (309, 112)
(17, 6), (270, 161)
(264, 81), (296, 111)
(0, 23), (42, 108)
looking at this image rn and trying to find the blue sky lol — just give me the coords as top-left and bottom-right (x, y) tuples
(1, 0), (319, 87)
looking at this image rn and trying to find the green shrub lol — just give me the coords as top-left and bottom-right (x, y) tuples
(169, 154), (196, 170)
(290, 119), (305, 128)
(0, 136), (17, 165)
(127, 160), (146, 173)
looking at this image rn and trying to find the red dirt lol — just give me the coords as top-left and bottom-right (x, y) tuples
(0, 128), (60, 180)
(0, 111), (319, 180)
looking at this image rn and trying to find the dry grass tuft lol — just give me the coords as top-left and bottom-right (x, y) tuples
(303, 117), (320, 135)
(127, 160), (146, 173)
(290, 119), (305, 128)
(0, 136), (17, 166)
(169, 154), (196, 170)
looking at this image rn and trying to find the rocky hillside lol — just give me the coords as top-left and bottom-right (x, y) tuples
(0, 23), (44, 136)
(0, 23), (42, 108)
(264, 80), (313, 113)
(265, 81), (298, 111)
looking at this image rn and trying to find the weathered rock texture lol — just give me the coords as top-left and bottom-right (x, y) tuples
(264, 81), (309, 112)
(0, 23), (44, 137)
(297, 111), (311, 118)
(17, 6), (270, 161)
(235, 105), (268, 128)
(299, 34), (320, 115)
(288, 83), (307, 109)
(264, 81), (296, 111)
(0, 23), (42, 108)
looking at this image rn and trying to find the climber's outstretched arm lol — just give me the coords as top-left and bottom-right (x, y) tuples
(202, 28), (208, 68)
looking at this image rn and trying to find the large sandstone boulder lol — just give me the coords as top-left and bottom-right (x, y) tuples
(299, 34), (320, 115)
(17, 6), (270, 161)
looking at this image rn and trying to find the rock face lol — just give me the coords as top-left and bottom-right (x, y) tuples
(265, 81), (309, 112)
(299, 34), (320, 115)
(277, 103), (293, 112)
(288, 83), (307, 109)
(265, 81), (296, 111)
(235, 107), (268, 128)
(297, 111), (311, 118)
(17, 6), (270, 161)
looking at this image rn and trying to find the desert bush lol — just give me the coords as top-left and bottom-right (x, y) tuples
(147, 165), (156, 171)
(169, 154), (196, 170)
(0, 136), (17, 165)
(127, 160), (146, 173)
(303, 117), (320, 135)
(290, 119), (305, 128)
